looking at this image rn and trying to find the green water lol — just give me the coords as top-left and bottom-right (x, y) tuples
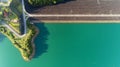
(1, 23), (120, 67)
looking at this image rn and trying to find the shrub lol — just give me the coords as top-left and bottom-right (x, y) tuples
(28, 0), (64, 6)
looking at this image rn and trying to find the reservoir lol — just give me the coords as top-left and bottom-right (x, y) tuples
(0, 23), (120, 67)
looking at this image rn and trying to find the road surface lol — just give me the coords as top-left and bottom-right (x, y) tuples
(1, 21), (25, 38)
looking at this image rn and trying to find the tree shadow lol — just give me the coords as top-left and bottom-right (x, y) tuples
(24, 0), (76, 13)
(33, 22), (49, 58)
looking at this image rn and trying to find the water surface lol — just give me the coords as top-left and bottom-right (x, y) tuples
(0, 23), (120, 67)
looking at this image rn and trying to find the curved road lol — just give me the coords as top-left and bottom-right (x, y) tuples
(0, 0), (27, 38)
(1, 21), (25, 38)
(4, 24), (26, 38)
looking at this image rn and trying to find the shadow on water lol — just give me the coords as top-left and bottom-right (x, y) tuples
(33, 23), (49, 58)
(24, 0), (76, 13)
(0, 33), (6, 42)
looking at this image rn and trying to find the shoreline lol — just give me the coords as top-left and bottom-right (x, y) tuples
(13, 25), (39, 61)
(29, 25), (39, 60)
(0, 0), (38, 61)
(0, 25), (38, 61)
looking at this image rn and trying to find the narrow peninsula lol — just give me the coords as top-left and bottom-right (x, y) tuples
(0, 0), (36, 61)
(0, 0), (65, 61)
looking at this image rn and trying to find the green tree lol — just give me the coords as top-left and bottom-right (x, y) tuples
(28, 0), (64, 6)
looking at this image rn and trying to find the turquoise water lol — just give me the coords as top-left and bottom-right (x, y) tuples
(1, 23), (120, 67)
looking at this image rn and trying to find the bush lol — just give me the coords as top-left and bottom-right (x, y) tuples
(28, 0), (64, 6)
